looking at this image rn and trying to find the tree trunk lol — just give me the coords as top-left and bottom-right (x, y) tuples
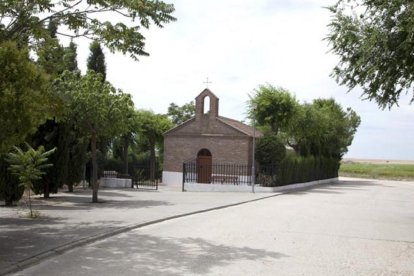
(91, 132), (98, 203)
(68, 183), (73, 193)
(43, 181), (50, 198)
(150, 140), (156, 181)
(123, 136), (129, 175)
(28, 187), (33, 217)
(82, 163), (87, 189)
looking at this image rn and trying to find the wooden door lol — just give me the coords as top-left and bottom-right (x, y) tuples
(197, 156), (212, 183)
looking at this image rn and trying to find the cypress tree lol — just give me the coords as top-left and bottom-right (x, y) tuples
(87, 41), (106, 81)
(36, 20), (65, 75)
(32, 27), (84, 196)
(63, 41), (78, 72)
(86, 41), (110, 179)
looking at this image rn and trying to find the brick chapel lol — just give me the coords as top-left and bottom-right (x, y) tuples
(162, 89), (262, 185)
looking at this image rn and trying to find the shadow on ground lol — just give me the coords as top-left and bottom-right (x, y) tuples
(32, 198), (172, 211)
(0, 216), (123, 273)
(0, 191), (172, 274)
(286, 179), (391, 196)
(26, 233), (287, 276)
(27, 188), (172, 211)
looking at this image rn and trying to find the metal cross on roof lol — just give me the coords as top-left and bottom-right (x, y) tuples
(203, 77), (212, 88)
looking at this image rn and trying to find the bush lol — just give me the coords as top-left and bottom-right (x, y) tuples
(256, 135), (286, 166)
(257, 155), (340, 187)
(0, 156), (24, 206)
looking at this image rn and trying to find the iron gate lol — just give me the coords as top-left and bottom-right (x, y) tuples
(132, 164), (160, 190)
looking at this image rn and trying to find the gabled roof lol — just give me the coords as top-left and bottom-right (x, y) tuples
(217, 116), (263, 138)
(164, 115), (263, 138)
(163, 117), (195, 135)
(195, 88), (219, 100)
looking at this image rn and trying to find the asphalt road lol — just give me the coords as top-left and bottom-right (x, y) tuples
(14, 179), (414, 275)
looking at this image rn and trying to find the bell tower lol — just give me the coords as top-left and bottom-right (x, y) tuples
(195, 89), (219, 120)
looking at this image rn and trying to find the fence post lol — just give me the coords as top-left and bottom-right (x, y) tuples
(182, 163), (186, 192)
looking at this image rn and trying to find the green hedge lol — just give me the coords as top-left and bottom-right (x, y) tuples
(258, 155), (340, 187)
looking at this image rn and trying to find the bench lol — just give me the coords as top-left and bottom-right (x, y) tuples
(211, 175), (239, 185)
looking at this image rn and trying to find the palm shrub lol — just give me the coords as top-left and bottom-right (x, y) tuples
(7, 143), (56, 217)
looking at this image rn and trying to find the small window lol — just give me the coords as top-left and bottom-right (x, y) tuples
(203, 96), (210, 114)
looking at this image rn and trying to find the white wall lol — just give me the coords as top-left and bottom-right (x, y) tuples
(162, 171), (183, 186)
(183, 178), (338, 192)
(100, 178), (132, 188)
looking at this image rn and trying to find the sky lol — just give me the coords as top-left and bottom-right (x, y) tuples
(72, 0), (414, 160)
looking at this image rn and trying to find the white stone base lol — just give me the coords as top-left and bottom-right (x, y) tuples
(162, 171), (183, 186)
(100, 178), (132, 188)
(184, 178), (338, 192)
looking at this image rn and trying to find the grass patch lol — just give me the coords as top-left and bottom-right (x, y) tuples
(339, 162), (414, 180)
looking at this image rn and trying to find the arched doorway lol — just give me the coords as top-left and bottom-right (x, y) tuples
(197, 149), (212, 183)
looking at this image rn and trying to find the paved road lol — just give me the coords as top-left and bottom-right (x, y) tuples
(1, 185), (276, 274)
(13, 178), (414, 275)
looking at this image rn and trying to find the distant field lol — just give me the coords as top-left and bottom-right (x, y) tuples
(340, 159), (414, 180)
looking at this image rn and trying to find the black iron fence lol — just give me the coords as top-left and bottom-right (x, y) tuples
(182, 156), (340, 188)
(183, 161), (252, 186)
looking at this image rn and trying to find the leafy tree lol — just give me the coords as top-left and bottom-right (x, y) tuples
(326, 0), (414, 108)
(255, 135), (286, 166)
(286, 99), (360, 159)
(31, 120), (67, 197)
(310, 98), (360, 159)
(167, 101), (196, 125)
(0, 41), (52, 154)
(85, 40), (111, 182)
(120, 110), (142, 175)
(7, 143), (55, 217)
(62, 43), (88, 192)
(34, 23), (65, 164)
(87, 41), (106, 81)
(286, 103), (326, 156)
(110, 108), (140, 175)
(63, 41), (78, 72)
(36, 20), (66, 75)
(66, 137), (88, 192)
(56, 71), (134, 202)
(248, 84), (298, 134)
(136, 110), (172, 179)
(250, 84), (361, 161)
(58, 42), (87, 192)
(0, 0), (176, 60)
(33, 24), (83, 197)
(37, 20), (79, 75)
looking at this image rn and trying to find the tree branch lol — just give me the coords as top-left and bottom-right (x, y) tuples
(56, 31), (95, 40)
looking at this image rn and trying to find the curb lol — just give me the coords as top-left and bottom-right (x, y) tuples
(1, 180), (336, 275)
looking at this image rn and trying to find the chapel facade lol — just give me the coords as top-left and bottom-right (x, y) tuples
(162, 89), (262, 185)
